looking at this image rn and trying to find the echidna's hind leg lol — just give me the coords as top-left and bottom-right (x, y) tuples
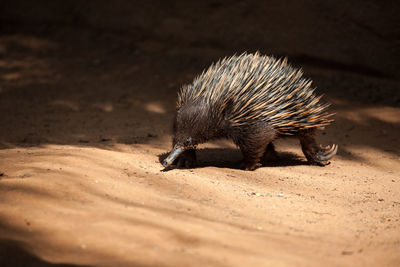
(298, 130), (338, 166)
(233, 124), (276, 171)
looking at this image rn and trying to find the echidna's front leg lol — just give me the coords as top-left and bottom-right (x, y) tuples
(239, 144), (267, 171)
(299, 131), (338, 166)
(234, 124), (275, 171)
(174, 149), (197, 168)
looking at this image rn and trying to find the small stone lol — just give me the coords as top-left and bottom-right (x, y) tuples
(341, 250), (353, 255)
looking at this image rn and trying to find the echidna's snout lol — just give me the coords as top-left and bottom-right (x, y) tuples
(163, 137), (195, 168)
(163, 145), (184, 168)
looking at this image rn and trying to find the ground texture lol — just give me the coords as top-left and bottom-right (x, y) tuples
(0, 1), (399, 266)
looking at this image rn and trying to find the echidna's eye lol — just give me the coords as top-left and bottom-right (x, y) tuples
(184, 137), (192, 146)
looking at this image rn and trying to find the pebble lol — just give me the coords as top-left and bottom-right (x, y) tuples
(341, 250), (353, 255)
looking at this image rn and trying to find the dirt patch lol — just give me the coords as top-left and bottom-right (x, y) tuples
(0, 1), (399, 266)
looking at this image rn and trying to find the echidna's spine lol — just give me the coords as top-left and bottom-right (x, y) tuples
(177, 52), (334, 135)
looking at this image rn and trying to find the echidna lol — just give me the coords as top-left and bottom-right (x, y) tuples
(163, 52), (337, 171)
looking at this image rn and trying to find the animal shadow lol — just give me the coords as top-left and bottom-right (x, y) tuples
(158, 148), (308, 170)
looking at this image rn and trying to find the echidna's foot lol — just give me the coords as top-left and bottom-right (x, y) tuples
(307, 144), (338, 166)
(240, 160), (262, 171)
(299, 130), (337, 166)
(174, 149), (197, 169)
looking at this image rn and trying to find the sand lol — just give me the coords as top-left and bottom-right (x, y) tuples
(0, 1), (399, 266)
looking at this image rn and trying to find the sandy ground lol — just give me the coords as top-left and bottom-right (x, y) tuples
(1, 1), (400, 266)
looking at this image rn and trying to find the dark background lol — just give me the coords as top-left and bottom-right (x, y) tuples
(0, 0), (399, 151)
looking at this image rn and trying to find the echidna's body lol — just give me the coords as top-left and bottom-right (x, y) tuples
(163, 52), (337, 171)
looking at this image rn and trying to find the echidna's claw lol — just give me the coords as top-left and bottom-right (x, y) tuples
(315, 144), (338, 162)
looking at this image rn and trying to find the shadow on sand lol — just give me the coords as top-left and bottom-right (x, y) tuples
(0, 240), (85, 267)
(158, 148), (309, 171)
